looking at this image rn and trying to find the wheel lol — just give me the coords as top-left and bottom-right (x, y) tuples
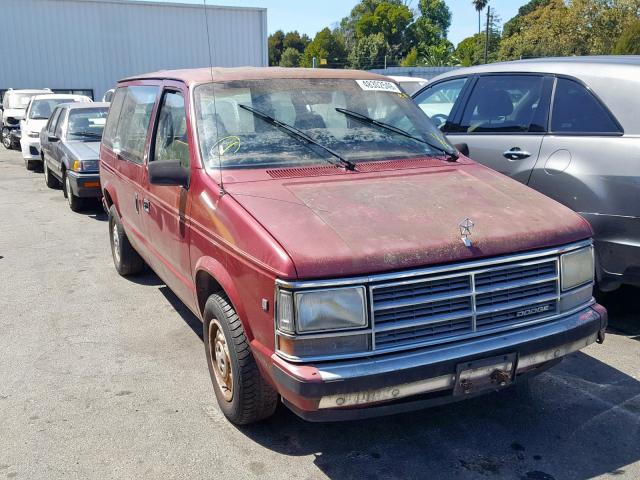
(43, 157), (60, 189)
(1, 128), (11, 149)
(63, 172), (85, 212)
(25, 159), (38, 171)
(108, 204), (145, 276)
(204, 293), (278, 425)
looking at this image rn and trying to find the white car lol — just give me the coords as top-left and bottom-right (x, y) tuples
(20, 93), (92, 170)
(388, 75), (429, 96)
(1, 88), (51, 149)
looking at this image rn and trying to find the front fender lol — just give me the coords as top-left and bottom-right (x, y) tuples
(193, 256), (254, 341)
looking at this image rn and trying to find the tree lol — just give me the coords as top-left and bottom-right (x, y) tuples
(354, 2), (414, 61)
(283, 31), (311, 53)
(279, 47), (302, 67)
(614, 19), (640, 54)
(410, 0), (452, 65)
(421, 40), (456, 66)
(455, 30), (501, 66)
(301, 28), (347, 68)
(472, 0), (488, 35)
(401, 47), (419, 66)
(268, 30), (285, 66)
(348, 33), (387, 69)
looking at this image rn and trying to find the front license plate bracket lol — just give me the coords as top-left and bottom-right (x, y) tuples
(453, 353), (517, 396)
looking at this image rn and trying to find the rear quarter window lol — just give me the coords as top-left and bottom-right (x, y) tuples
(113, 86), (159, 163)
(551, 78), (622, 134)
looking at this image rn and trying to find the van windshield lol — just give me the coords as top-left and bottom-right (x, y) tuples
(194, 78), (453, 170)
(8, 93), (35, 109)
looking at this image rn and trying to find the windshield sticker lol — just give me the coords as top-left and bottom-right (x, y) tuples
(356, 80), (401, 94)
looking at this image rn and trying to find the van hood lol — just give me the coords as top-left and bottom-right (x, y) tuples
(225, 164), (592, 279)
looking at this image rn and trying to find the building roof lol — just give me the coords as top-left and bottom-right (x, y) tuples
(120, 67), (389, 86)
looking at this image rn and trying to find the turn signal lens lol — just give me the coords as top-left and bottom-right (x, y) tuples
(72, 160), (80, 171)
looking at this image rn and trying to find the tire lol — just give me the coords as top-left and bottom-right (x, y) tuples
(63, 172), (85, 212)
(2, 128), (11, 149)
(108, 204), (145, 276)
(43, 157), (60, 189)
(204, 293), (278, 425)
(25, 159), (38, 171)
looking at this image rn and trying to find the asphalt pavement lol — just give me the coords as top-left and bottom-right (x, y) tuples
(0, 146), (639, 480)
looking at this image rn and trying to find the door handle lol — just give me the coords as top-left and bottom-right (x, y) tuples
(134, 193), (139, 214)
(503, 147), (531, 160)
(143, 198), (150, 213)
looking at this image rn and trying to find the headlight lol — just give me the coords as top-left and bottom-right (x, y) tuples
(28, 131), (39, 138)
(276, 286), (369, 359)
(71, 159), (99, 172)
(560, 246), (594, 291)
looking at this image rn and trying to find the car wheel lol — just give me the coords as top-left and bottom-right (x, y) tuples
(1, 128), (11, 149)
(25, 159), (38, 171)
(108, 204), (145, 276)
(43, 157), (60, 189)
(204, 293), (278, 425)
(63, 172), (84, 212)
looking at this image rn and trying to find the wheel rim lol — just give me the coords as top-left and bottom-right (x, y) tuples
(112, 221), (121, 265)
(209, 318), (233, 401)
(65, 176), (72, 205)
(2, 129), (10, 148)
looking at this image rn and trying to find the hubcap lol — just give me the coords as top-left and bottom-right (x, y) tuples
(209, 319), (233, 401)
(112, 221), (121, 264)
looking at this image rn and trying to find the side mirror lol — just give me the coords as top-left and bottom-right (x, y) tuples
(148, 160), (189, 188)
(454, 142), (469, 157)
(48, 135), (59, 142)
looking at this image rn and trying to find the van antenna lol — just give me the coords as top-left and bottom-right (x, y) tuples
(203, 0), (224, 195)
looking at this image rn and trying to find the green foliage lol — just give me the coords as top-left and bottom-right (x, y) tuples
(498, 0), (640, 61)
(355, 2), (414, 59)
(279, 47), (302, 68)
(401, 47), (419, 66)
(348, 33), (388, 69)
(268, 30), (285, 66)
(283, 31), (311, 53)
(614, 19), (640, 54)
(301, 28), (348, 68)
(421, 40), (456, 66)
(455, 30), (501, 66)
(269, 30), (310, 66)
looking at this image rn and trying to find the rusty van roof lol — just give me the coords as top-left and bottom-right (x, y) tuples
(119, 67), (390, 86)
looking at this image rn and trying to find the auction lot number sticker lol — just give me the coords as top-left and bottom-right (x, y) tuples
(356, 79), (401, 93)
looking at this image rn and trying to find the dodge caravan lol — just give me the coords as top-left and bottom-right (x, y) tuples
(100, 68), (606, 424)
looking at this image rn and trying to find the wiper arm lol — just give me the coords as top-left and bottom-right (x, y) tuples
(70, 131), (101, 138)
(239, 104), (356, 171)
(335, 107), (458, 162)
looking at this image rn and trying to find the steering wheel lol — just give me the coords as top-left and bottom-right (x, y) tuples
(430, 114), (449, 129)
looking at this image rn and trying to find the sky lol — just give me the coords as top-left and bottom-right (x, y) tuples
(158, 0), (530, 47)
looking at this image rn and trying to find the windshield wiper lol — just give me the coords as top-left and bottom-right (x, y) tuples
(238, 104), (356, 171)
(335, 107), (458, 162)
(70, 131), (101, 138)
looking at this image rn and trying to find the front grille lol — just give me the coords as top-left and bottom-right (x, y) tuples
(370, 258), (560, 352)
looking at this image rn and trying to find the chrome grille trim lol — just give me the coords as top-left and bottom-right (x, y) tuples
(274, 240), (594, 363)
(369, 256), (562, 352)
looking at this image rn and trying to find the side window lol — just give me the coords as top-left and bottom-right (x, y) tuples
(47, 108), (61, 134)
(152, 91), (189, 168)
(102, 87), (126, 149)
(551, 78), (621, 134)
(459, 75), (547, 133)
(115, 86), (158, 163)
(54, 110), (66, 138)
(413, 77), (468, 129)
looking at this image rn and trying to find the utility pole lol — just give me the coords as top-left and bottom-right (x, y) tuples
(484, 5), (491, 64)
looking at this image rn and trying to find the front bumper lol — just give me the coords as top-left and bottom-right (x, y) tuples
(20, 137), (41, 160)
(66, 171), (102, 198)
(271, 304), (607, 421)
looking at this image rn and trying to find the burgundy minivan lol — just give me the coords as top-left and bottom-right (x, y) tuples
(100, 68), (607, 424)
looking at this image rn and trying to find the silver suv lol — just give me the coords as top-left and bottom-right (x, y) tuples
(413, 56), (640, 291)
(1, 88), (51, 149)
